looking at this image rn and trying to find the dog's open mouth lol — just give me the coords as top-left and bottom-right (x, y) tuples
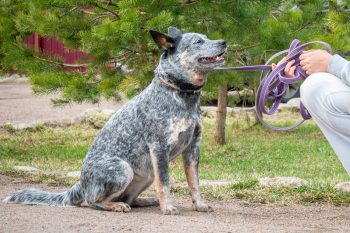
(198, 52), (225, 64)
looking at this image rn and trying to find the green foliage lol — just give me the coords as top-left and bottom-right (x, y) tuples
(323, 1), (350, 51)
(0, 0), (349, 103)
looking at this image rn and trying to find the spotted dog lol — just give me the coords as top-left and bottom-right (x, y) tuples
(4, 27), (227, 215)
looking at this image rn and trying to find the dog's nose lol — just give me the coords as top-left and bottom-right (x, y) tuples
(219, 40), (227, 47)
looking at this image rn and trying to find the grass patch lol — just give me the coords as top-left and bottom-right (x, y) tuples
(1, 115), (349, 205)
(0, 124), (95, 173)
(171, 182), (350, 206)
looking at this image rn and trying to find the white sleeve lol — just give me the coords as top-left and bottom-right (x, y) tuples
(327, 54), (350, 86)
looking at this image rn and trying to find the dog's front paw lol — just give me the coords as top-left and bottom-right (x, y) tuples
(162, 205), (180, 215)
(193, 202), (214, 212)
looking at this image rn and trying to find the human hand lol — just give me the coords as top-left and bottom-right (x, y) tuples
(299, 49), (332, 75)
(272, 58), (296, 78)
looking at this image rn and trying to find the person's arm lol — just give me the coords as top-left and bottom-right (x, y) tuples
(328, 54), (350, 86)
(274, 50), (350, 85)
(300, 50), (350, 86)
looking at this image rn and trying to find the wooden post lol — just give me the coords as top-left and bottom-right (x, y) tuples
(33, 33), (40, 52)
(215, 83), (228, 145)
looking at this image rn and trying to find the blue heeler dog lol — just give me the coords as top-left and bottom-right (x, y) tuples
(3, 27), (227, 215)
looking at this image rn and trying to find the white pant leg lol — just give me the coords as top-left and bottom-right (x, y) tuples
(300, 72), (350, 175)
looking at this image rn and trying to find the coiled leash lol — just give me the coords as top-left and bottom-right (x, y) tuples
(211, 39), (333, 131)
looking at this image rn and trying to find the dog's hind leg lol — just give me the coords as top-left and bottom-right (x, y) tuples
(120, 174), (157, 207)
(89, 200), (131, 212)
(131, 197), (159, 207)
(83, 158), (134, 212)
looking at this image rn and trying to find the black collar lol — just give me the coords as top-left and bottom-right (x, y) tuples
(155, 76), (203, 94)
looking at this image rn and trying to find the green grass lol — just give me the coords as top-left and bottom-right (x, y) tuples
(0, 125), (94, 173)
(170, 118), (348, 186)
(1, 116), (349, 205)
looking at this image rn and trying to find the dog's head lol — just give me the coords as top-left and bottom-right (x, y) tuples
(150, 27), (227, 90)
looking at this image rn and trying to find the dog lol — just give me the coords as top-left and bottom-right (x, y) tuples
(3, 27), (227, 215)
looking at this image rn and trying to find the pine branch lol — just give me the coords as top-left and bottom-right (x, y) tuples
(229, 43), (262, 53)
(91, 12), (115, 22)
(110, 52), (133, 63)
(93, 3), (119, 19)
(290, 21), (314, 35)
(34, 56), (88, 68)
(59, 6), (78, 17)
(181, 0), (197, 5)
(120, 47), (137, 53)
(102, 0), (118, 7)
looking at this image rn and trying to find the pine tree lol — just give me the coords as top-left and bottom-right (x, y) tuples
(0, 0), (279, 145)
(0, 0), (282, 105)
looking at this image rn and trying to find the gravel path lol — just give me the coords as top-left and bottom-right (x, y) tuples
(0, 78), (124, 125)
(1, 175), (350, 233)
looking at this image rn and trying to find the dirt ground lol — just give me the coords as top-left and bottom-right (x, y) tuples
(1, 175), (350, 233)
(0, 78), (124, 125)
(2, 79), (350, 233)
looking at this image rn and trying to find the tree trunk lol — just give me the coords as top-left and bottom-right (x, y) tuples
(253, 87), (260, 125)
(215, 83), (227, 145)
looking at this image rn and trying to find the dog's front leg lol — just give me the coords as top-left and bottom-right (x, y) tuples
(149, 144), (179, 215)
(182, 125), (213, 212)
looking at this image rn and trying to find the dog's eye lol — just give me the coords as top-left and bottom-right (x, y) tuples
(194, 39), (203, 44)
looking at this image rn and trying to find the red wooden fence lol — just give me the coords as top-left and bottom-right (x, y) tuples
(24, 33), (88, 72)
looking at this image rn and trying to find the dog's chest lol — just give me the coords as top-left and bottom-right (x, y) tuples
(168, 118), (195, 142)
(167, 117), (200, 159)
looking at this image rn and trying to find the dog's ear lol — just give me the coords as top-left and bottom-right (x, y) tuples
(168, 26), (182, 38)
(149, 30), (175, 51)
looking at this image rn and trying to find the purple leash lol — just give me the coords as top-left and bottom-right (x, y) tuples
(211, 39), (333, 131)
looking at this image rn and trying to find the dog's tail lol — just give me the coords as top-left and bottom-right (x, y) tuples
(3, 182), (83, 206)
